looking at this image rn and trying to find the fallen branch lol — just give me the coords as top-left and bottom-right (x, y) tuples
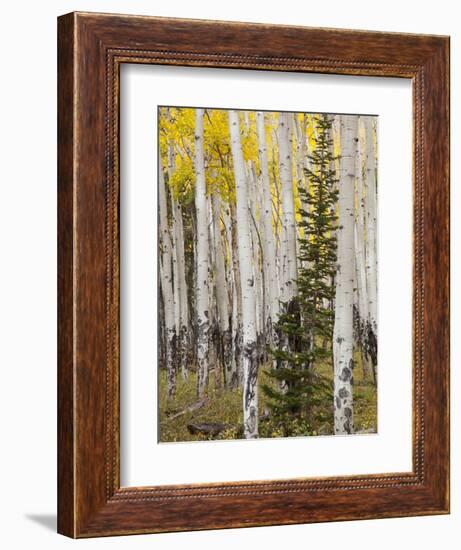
(161, 398), (208, 423)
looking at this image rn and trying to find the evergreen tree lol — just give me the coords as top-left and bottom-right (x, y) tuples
(262, 114), (338, 435)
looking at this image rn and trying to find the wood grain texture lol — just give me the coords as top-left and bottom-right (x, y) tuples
(57, 13), (75, 538)
(57, 11), (450, 538)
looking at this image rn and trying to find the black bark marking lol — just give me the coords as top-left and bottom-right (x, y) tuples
(243, 341), (258, 411)
(335, 396), (342, 409)
(243, 341), (259, 436)
(246, 406), (257, 434)
(338, 387), (349, 399)
(339, 366), (352, 382)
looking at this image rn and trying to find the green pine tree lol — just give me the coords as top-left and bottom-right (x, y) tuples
(261, 114), (338, 437)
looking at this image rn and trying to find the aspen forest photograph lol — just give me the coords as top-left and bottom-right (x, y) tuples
(158, 106), (378, 442)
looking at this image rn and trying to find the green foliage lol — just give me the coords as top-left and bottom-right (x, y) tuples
(259, 415), (315, 438)
(158, 356), (376, 442)
(263, 114), (339, 427)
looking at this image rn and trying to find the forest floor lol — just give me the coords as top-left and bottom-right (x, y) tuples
(159, 352), (377, 443)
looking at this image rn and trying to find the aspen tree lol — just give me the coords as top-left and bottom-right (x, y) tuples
(333, 115), (357, 435)
(194, 108), (210, 398)
(256, 112), (279, 343)
(159, 165), (177, 397)
(229, 110), (259, 438)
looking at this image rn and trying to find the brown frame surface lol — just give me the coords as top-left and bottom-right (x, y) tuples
(57, 11), (450, 538)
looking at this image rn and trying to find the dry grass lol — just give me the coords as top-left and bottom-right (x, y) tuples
(158, 351), (377, 442)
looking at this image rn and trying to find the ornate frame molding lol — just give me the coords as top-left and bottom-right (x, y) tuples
(58, 12), (449, 537)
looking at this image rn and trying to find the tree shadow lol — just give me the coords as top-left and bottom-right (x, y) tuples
(25, 514), (57, 532)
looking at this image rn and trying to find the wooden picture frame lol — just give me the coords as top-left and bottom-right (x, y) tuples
(57, 11), (450, 537)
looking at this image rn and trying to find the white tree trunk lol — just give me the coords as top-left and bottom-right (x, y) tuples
(230, 201), (243, 386)
(212, 191), (233, 386)
(354, 219), (368, 330)
(278, 112), (297, 303)
(293, 113), (309, 252)
(303, 114), (313, 190)
(353, 119), (372, 381)
(333, 115), (357, 435)
(246, 160), (263, 338)
(166, 141), (189, 380)
(256, 112), (279, 342)
(229, 110), (258, 439)
(222, 203), (240, 388)
(169, 196), (180, 337)
(158, 165), (176, 397)
(175, 200), (189, 379)
(170, 195), (190, 380)
(364, 117), (378, 382)
(167, 146), (181, 349)
(207, 195), (220, 388)
(355, 123), (369, 329)
(364, 118), (378, 330)
(271, 126), (283, 298)
(293, 114), (305, 191)
(194, 108), (210, 398)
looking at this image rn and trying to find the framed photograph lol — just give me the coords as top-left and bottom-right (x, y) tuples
(58, 12), (450, 537)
